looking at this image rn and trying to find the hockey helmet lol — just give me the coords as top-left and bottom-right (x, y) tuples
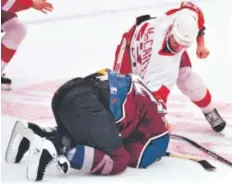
(171, 9), (199, 46)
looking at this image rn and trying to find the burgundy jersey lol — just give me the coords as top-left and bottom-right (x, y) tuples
(108, 71), (168, 139)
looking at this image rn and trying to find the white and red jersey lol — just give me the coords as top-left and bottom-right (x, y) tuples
(1, 0), (33, 13)
(129, 2), (205, 98)
(130, 15), (183, 94)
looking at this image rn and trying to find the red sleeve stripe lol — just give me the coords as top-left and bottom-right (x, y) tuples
(2, 0), (33, 13)
(136, 23), (149, 41)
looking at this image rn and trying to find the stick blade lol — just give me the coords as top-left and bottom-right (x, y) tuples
(198, 160), (216, 171)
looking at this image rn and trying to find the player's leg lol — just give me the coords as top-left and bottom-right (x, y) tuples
(177, 51), (226, 132)
(26, 76), (130, 181)
(1, 10), (27, 90)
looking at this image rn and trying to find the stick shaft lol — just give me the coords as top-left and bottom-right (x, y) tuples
(171, 134), (232, 167)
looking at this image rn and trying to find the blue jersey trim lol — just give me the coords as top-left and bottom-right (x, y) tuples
(107, 71), (132, 121)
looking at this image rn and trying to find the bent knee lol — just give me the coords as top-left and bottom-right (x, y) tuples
(177, 67), (201, 89)
(13, 19), (27, 41)
(177, 67), (207, 100)
(3, 17), (27, 43)
(17, 22), (27, 39)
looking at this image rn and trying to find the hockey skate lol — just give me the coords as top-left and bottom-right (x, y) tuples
(1, 74), (12, 90)
(27, 134), (71, 181)
(204, 108), (226, 132)
(5, 120), (57, 163)
(5, 121), (70, 181)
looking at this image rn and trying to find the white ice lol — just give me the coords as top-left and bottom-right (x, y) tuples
(1, 0), (232, 183)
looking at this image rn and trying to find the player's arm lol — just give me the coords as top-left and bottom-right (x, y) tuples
(197, 27), (206, 46)
(2, 0), (53, 14)
(196, 24), (210, 59)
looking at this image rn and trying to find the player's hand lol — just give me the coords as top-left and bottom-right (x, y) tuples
(196, 45), (210, 59)
(32, 0), (53, 14)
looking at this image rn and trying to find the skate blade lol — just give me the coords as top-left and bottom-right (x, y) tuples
(5, 121), (34, 163)
(1, 84), (11, 91)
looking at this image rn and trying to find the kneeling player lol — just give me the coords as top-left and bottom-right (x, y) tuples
(5, 69), (169, 181)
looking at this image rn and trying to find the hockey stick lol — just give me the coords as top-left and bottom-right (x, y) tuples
(165, 152), (216, 171)
(170, 134), (232, 168)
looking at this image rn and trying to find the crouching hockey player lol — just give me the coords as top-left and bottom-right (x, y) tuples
(5, 69), (170, 181)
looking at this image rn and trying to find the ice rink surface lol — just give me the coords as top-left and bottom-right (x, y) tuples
(1, 0), (232, 183)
